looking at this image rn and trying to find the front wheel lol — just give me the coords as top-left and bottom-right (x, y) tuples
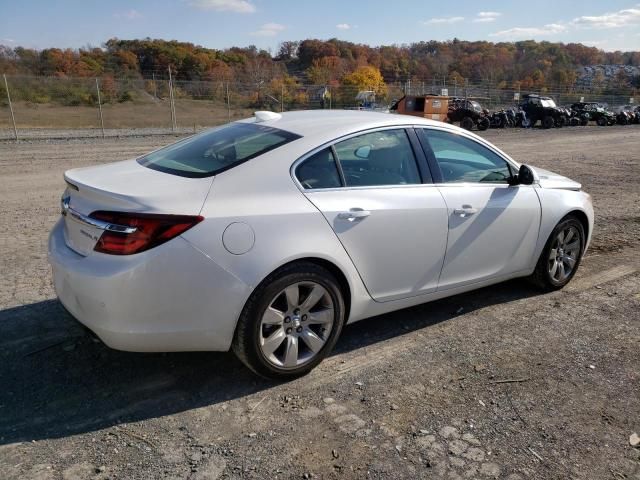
(477, 117), (490, 131)
(542, 116), (554, 129)
(460, 116), (474, 130)
(530, 216), (585, 291)
(232, 262), (345, 379)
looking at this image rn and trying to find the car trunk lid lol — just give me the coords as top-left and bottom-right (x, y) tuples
(61, 159), (213, 256)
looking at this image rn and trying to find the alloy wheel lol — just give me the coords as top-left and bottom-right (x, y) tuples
(259, 281), (335, 369)
(548, 226), (581, 283)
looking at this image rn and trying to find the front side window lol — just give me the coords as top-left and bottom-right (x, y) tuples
(421, 129), (513, 184)
(138, 123), (300, 178)
(333, 129), (421, 187)
(295, 148), (342, 189)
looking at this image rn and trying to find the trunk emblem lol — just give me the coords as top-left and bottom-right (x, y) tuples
(61, 195), (71, 215)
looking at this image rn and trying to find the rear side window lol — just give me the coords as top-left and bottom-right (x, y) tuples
(138, 123), (300, 178)
(296, 148), (342, 189)
(333, 129), (422, 187)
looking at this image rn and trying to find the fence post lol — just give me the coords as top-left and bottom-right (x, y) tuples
(95, 78), (105, 138)
(281, 84), (284, 112)
(329, 86), (332, 110)
(168, 66), (177, 132)
(226, 82), (231, 123)
(3, 74), (18, 141)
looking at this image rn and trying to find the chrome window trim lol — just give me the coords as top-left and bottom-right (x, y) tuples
(290, 124), (427, 192)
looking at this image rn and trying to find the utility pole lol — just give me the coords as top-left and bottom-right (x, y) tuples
(226, 82), (231, 123)
(95, 78), (105, 138)
(168, 66), (177, 132)
(3, 74), (18, 141)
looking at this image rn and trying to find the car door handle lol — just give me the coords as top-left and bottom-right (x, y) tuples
(453, 205), (478, 217)
(337, 208), (371, 221)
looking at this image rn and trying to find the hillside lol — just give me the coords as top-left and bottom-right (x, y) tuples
(1, 38), (639, 91)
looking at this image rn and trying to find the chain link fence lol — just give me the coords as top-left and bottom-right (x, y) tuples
(0, 74), (637, 140)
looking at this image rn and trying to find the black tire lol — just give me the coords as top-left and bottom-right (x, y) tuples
(542, 116), (554, 129)
(477, 117), (490, 131)
(529, 216), (585, 291)
(569, 117), (580, 127)
(596, 116), (606, 126)
(461, 116), (474, 131)
(580, 117), (589, 127)
(555, 116), (566, 128)
(232, 262), (346, 379)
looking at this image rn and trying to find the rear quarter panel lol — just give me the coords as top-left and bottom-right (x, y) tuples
(180, 146), (374, 325)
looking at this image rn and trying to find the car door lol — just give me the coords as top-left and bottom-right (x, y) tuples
(294, 128), (449, 302)
(417, 128), (541, 291)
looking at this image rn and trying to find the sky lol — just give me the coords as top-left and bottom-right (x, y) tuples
(2, 0), (640, 52)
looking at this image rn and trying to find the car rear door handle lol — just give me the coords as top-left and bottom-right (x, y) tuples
(337, 208), (371, 221)
(453, 205), (478, 217)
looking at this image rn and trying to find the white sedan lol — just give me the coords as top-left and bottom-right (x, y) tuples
(48, 110), (593, 378)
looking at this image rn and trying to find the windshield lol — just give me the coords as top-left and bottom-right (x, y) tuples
(138, 123), (300, 178)
(541, 99), (557, 108)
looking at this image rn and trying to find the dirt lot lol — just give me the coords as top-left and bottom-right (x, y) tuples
(0, 126), (639, 480)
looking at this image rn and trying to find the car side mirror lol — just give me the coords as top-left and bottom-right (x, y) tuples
(517, 164), (535, 185)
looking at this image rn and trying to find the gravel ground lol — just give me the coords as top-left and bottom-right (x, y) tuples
(0, 126), (639, 479)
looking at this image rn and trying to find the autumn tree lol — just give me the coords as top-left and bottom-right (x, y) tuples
(342, 66), (386, 95)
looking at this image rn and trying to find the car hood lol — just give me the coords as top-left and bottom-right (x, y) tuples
(530, 166), (581, 191)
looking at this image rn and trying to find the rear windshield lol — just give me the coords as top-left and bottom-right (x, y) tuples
(138, 123), (300, 178)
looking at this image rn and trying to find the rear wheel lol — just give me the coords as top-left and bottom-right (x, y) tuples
(232, 262), (345, 379)
(530, 216), (585, 291)
(461, 116), (474, 130)
(596, 116), (606, 126)
(542, 116), (554, 129)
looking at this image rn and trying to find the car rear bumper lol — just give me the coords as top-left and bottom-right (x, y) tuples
(48, 219), (251, 352)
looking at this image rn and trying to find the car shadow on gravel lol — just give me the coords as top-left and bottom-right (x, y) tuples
(0, 279), (541, 445)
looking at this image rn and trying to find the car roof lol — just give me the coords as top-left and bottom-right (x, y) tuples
(237, 109), (449, 139)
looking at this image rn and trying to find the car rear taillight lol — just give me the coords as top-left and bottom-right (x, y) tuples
(90, 211), (204, 255)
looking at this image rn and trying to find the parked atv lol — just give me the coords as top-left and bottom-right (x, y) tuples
(487, 109), (511, 128)
(447, 98), (490, 131)
(616, 105), (640, 125)
(571, 102), (616, 127)
(617, 110), (634, 125)
(513, 107), (531, 128)
(520, 94), (568, 129)
(566, 106), (589, 126)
